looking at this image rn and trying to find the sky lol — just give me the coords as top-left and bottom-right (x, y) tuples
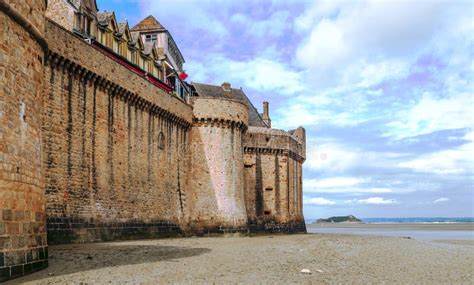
(98, 0), (473, 219)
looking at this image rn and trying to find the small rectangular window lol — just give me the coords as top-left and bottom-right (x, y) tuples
(145, 34), (157, 42)
(264, 210), (271, 215)
(265, 187), (273, 191)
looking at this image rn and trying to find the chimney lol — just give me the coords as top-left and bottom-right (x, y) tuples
(262, 101), (271, 128)
(221, 82), (231, 97)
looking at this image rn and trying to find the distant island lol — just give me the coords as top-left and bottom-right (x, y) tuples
(314, 215), (362, 223)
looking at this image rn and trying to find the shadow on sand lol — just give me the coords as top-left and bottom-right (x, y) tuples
(8, 241), (211, 283)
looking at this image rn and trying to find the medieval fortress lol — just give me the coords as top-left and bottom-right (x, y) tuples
(0, 0), (305, 281)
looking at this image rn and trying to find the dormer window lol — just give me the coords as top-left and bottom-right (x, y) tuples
(74, 12), (93, 36)
(74, 13), (81, 31)
(145, 34), (157, 43)
(83, 16), (92, 36)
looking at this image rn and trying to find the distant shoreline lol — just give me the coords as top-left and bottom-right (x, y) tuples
(307, 222), (474, 231)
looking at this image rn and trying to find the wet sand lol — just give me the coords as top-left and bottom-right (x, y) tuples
(307, 223), (474, 244)
(8, 233), (474, 284)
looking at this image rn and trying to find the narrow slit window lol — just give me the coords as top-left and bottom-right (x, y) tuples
(158, 132), (165, 149)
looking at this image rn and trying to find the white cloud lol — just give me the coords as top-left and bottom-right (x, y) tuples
(306, 186), (392, 194)
(295, 0), (448, 71)
(139, 1), (229, 38)
(272, 103), (321, 129)
(188, 55), (304, 96)
(284, 0), (471, 135)
(433, 197), (450, 204)
(357, 59), (410, 88)
(304, 143), (359, 173)
(397, 139), (474, 175)
(303, 196), (336, 206)
(304, 177), (393, 194)
(303, 176), (394, 194)
(303, 142), (405, 174)
(296, 18), (349, 69)
(386, 92), (474, 139)
(273, 95), (371, 129)
(349, 197), (398, 205)
(306, 177), (366, 188)
(230, 11), (290, 38)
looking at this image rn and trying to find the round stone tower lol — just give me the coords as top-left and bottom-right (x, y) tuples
(186, 97), (249, 234)
(0, 0), (48, 281)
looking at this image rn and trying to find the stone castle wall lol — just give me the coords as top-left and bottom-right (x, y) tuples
(42, 20), (193, 244)
(243, 127), (306, 233)
(185, 97), (249, 234)
(0, 0), (49, 281)
(1, 2), (307, 281)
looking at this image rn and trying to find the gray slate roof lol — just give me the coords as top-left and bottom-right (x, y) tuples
(143, 42), (154, 55)
(97, 12), (114, 26)
(118, 21), (128, 34)
(130, 31), (140, 44)
(192, 83), (267, 127)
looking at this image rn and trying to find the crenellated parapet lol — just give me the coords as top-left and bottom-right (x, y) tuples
(244, 126), (306, 163)
(192, 118), (247, 132)
(190, 96), (249, 128)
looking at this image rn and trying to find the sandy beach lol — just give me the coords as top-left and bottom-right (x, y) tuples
(7, 230), (474, 284)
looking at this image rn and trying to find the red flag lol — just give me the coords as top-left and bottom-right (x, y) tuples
(179, 71), (188, 80)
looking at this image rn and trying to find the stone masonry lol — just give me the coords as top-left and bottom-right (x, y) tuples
(0, 0), (306, 281)
(43, 20), (192, 245)
(0, 0), (49, 281)
(186, 97), (249, 234)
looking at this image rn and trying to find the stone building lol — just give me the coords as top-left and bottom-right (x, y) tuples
(0, 0), (305, 281)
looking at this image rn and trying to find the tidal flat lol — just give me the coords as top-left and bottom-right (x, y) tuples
(307, 222), (474, 244)
(9, 232), (473, 284)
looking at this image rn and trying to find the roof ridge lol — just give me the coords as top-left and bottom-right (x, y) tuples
(131, 15), (166, 31)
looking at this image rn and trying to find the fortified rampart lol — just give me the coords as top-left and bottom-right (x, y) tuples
(186, 97), (249, 234)
(43, 20), (193, 244)
(244, 127), (306, 233)
(0, 1), (306, 281)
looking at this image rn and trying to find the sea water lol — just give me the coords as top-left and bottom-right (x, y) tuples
(362, 217), (474, 223)
(306, 217), (474, 241)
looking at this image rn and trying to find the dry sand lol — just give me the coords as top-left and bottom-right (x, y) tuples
(7, 233), (473, 284)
